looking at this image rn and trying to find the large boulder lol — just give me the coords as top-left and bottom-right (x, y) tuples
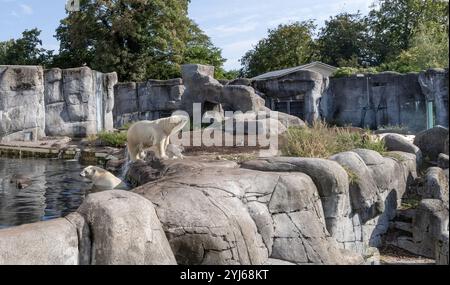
(414, 126), (449, 162)
(0, 218), (79, 265)
(422, 167), (449, 207)
(383, 133), (422, 166)
(241, 157), (351, 239)
(180, 64), (264, 116)
(412, 199), (449, 259)
(77, 190), (176, 265)
(133, 161), (362, 265)
(329, 152), (382, 222)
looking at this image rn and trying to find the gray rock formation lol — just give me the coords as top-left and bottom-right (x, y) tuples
(419, 69), (449, 127)
(181, 64), (265, 116)
(113, 64), (304, 134)
(329, 151), (381, 222)
(414, 126), (449, 162)
(422, 167), (449, 207)
(438, 153), (449, 169)
(0, 218), (79, 265)
(241, 152), (417, 256)
(241, 157), (351, 240)
(253, 70), (328, 124)
(0, 190), (177, 265)
(132, 160), (362, 265)
(383, 133), (422, 166)
(77, 190), (176, 265)
(45, 67), (117, 137)
(321, 71), (449, 132)
(412, 199), (449, 259)
(0, 66), (45, 142)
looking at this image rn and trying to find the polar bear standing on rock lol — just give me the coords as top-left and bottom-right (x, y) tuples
(127, 115), (189, 161)
(80, 166), (129, 190)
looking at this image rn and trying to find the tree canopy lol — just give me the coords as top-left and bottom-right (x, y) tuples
(240, 0), (449, 77)
(52, 0), (227, 81)
(0, 0), (448, 80)
(317, 12), (369, 67)
(367, 0), (449, 65)
(0, 29), (53, 66)
(240, 21), (317, 78)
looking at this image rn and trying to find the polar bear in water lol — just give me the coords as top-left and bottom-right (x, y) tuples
(127, 115), (189, 161)
(80, 166), (129, 190)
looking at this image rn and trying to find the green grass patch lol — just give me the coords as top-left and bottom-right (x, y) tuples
(97, 131), (128, 148)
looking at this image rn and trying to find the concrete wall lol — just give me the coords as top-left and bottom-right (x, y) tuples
(248, 68), (448, 133)
(0, 66), (46, 142)
(320, 70), (448, 133)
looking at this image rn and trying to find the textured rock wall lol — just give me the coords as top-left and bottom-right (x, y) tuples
(241, 150), (417, 258)
(252, 70), (328, 124)
(321, 69), (449, 132)
(45, 67), (117, 137)
(0, 66), (45, 142)
(133, 160), (363, 265)
(113, 64), (267, 128)
(113, 79), (184, 128)
(0, 65), (117, 141)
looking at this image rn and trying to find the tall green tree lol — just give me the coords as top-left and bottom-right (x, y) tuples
(0, 29), (53, 66)
(183, 22), (227, 79)
(380, 21), (449, 72)
(317, 12), (369, 67)
(54, 0), (226, 82)
(367, 0), (449, 65)
(240, 21), (317, 78)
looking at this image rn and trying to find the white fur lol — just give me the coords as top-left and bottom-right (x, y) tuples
(127, 115), (188, 161)
(80, 166), (127, 190)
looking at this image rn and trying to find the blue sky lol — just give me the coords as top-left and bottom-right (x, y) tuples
(0, 0), (372, 70)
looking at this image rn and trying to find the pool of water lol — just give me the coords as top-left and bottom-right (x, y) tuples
(0, 157), (93, 229)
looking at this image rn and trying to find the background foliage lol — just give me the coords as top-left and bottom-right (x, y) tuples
(0, 0), (448, 80)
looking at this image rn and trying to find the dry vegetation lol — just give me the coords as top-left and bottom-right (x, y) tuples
(281, 121), (386, 158)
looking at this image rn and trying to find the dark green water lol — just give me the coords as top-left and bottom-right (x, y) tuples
(0, 157), (93, 229)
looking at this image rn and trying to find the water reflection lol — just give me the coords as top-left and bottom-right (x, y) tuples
(0, 157), (93, 229)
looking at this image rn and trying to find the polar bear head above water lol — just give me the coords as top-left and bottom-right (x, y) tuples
(80, 166), (128, 190)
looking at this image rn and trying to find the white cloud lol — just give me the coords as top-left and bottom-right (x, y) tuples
(19, 4), (33, 15)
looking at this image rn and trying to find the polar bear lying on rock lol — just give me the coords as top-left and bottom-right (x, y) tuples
(80, 166), (129, 190)
(127, 115), (189, 161)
